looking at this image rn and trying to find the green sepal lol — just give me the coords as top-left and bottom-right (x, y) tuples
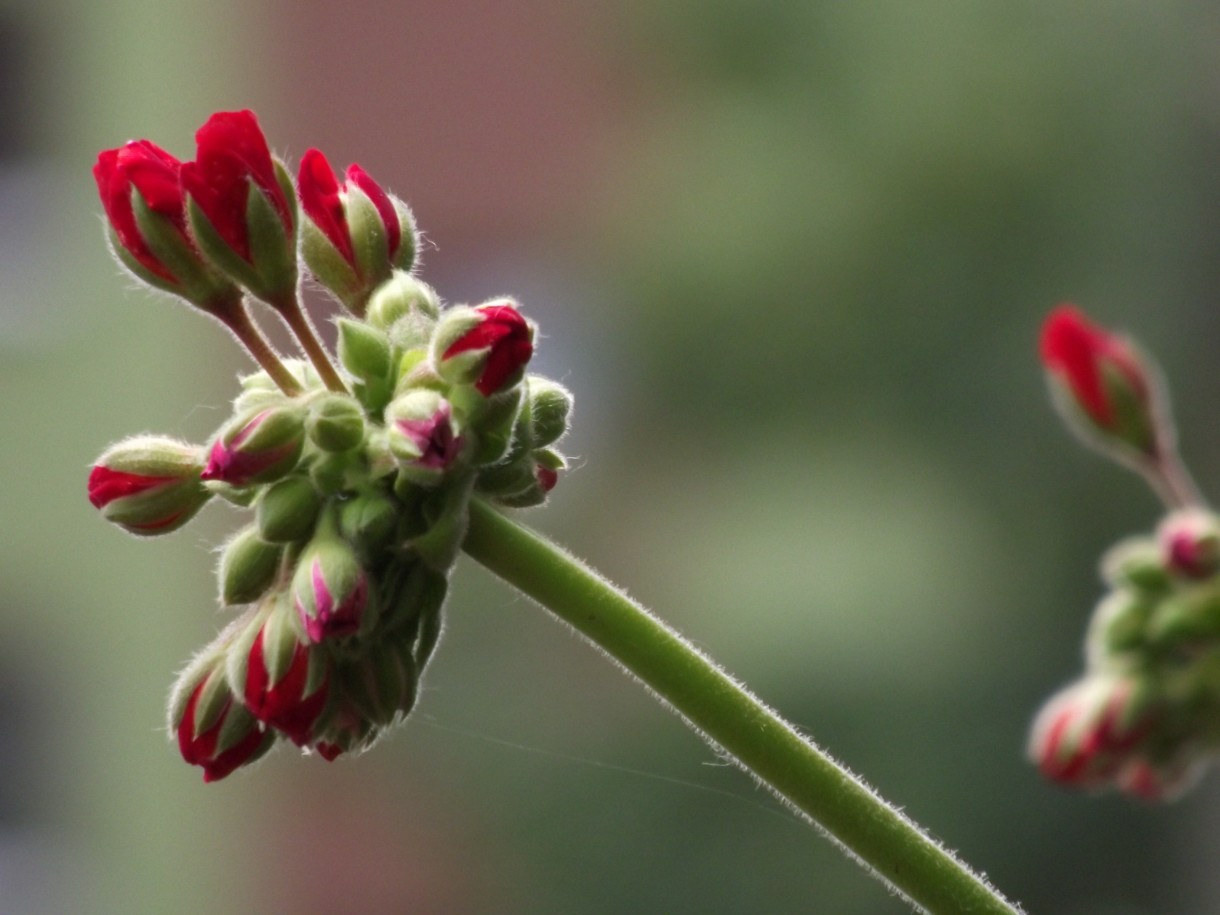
(129, 192), (237, 305)
(337, 318), (392, 383)
(186, 195), (265, 293)
(469, 387), (524, 466)
(300, 217), (361, 311)
(245, 163), (299, 304)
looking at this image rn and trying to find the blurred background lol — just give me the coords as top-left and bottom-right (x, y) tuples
(3, 0), (1220, 911)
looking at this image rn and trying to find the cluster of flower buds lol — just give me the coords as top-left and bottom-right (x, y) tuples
(89, 111), (573, 781)
(1031, 305), (1219, 801)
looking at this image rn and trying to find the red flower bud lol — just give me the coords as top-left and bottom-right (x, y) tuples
(181, 110), (292, 260)
(94, 140), (237, 303)
(435, 302), (534, 396)
(94, 141), (185, 284)
(293, 536), (373, 643)
(181, 110), (298, 301)
(1039, 305), (1162, 458)
(202, 405), (305, 487)
(386, 391), (465, 484)
(175, 670), (274, 783)
(298, 148), (416, 313)
(88, 436), (211, 535)
(536, 463), (559, 493)
(1158, 509), (1220, 579)
(243, 625), (329, 746)
(1028, 677), (1157, 790)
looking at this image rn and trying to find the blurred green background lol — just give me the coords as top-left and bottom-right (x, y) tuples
(4, 0), (1220, 911)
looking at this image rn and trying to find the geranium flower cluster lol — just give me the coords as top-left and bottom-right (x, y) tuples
(1030, 306), (1220, 800)
(88, 110), (571, 781)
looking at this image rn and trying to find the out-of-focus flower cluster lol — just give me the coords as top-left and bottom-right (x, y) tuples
(1029, 509), (1220, 801)
(1031, 305), (1218, 801)
(89, 111), (571, 781)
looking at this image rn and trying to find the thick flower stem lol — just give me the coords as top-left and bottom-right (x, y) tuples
(222, 306), (303, 397)
(462, 498), (1021, 915)
(270, 293), (348, 393)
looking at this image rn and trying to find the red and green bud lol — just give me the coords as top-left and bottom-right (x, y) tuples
(293, 524), (375, 643)
(1028, 675), (1159, 790)
(202, 404), (306, 487)
(298, 148), (416, 313)
(256, 475), (322, 544)
(217, 523), (283, 606)
(88, 435), (211, 535)
(229, 597), (330, 746)
(1039, 305), (1166, 462)
(94, 140), (238, 306)
(433, 300), (534, 396)
(386, 390), (466, 485)
(181, 110), (298, 303)
(170, 648), (274, 783)
(1158, 509), (1220, 580)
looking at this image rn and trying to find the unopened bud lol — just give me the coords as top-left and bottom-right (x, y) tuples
(202, 404), (306, 487)
(386, 390), (466, 485)
(256, 476), (321, 544)
(336, 319), (392, 386)
(88, 436), (211, 536)
(1101, 538), (1170, 594)
(1040, 305), (1168, 463)
(306, 392), (366, 453)
(527, 378), (573, 449)
(366, 271), (440, 331)
(217, 523), (283, 606)
(293, 523), (376, 643)
(229, 595), (329, 746)
(432, 300), (534, 396)
(1159, 509), (1220, 579)
(169, 638), (275, 783)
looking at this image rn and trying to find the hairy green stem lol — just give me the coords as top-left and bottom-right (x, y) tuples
(270, 292), (348, 393)
(462, 498), (1021, 915)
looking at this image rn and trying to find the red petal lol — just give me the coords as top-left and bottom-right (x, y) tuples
(347, 163), (401, 258)
(299, 148), (355, 265)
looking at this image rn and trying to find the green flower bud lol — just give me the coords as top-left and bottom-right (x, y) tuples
(257, 476), (322, 544)
(1146, 585), (1220, 649)
(217, 523), (283, 606)
(337, 319), (392, 384)
(1085, 590), (1154, 666)
(1101, 538), (1170, 594)
(366, 271), (440, 331)
(338, 490), (399, 560)
(306, 392), (366, 452)
(527, 377), (573, 449)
